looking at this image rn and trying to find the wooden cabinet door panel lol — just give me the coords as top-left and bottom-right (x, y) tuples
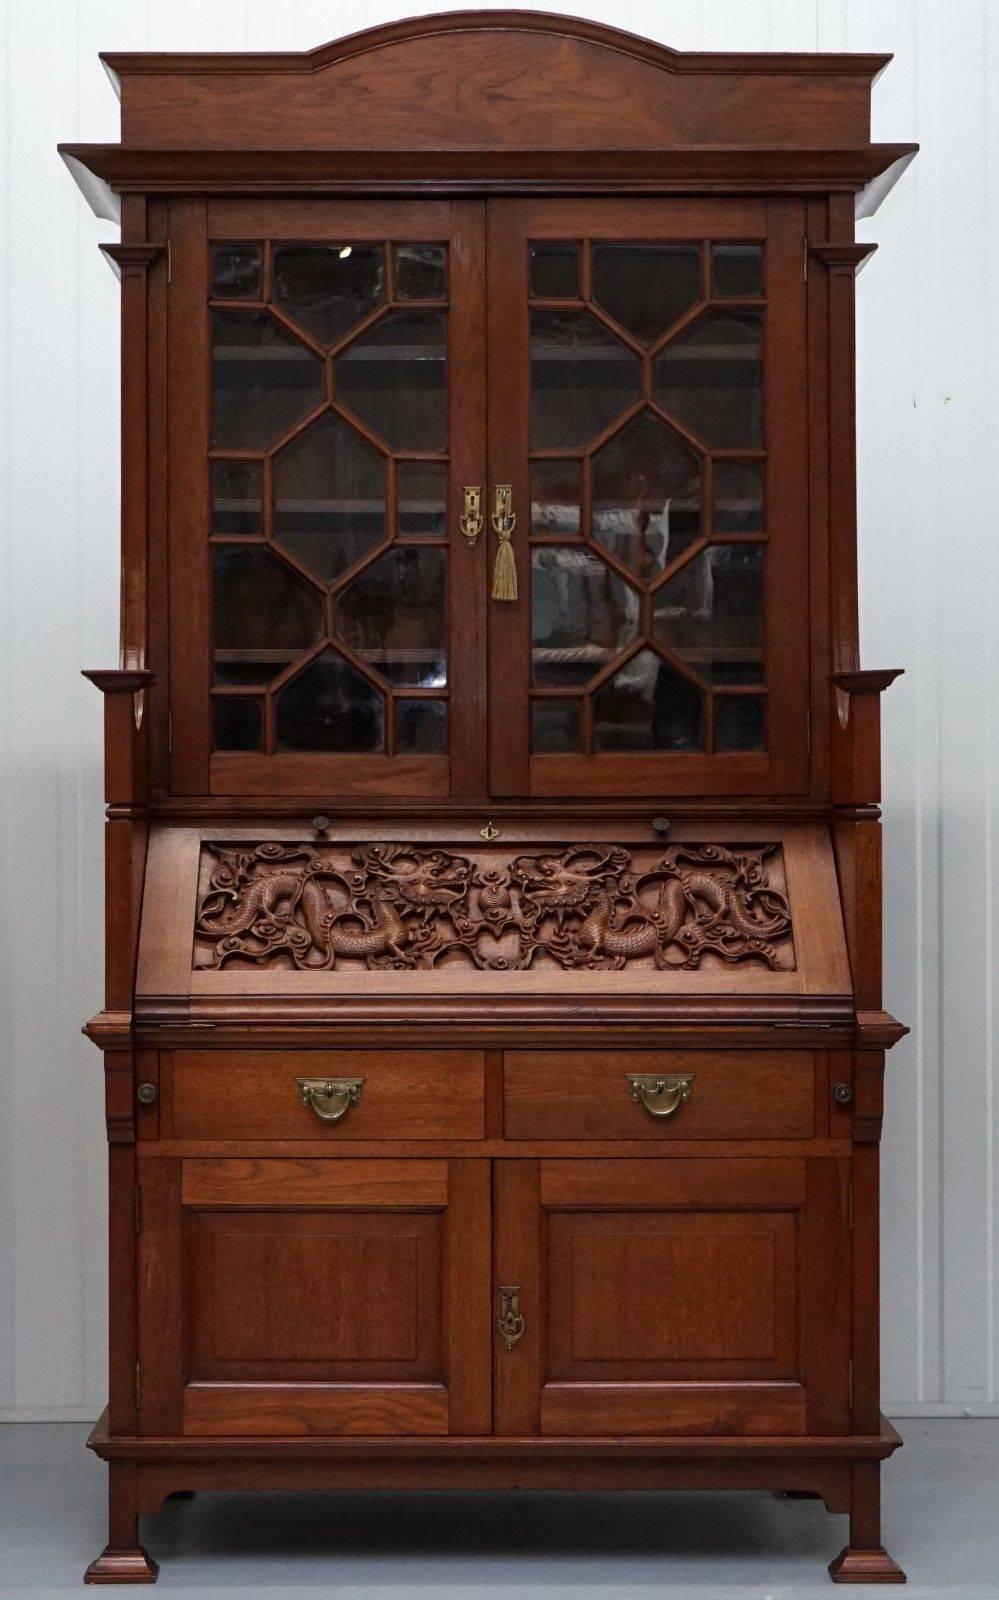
(494, 1157), (849, 1438)
(138, 1156), (491, 1437)
(486, 197), (809, 798)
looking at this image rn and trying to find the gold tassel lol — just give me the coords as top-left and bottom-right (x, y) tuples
(491, 534), (518, 601)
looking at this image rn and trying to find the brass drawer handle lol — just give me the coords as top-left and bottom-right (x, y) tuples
(627, 1072), (695, 1119)
(296, 1077), (364, 1123)
(496, 1285), (525, 1350)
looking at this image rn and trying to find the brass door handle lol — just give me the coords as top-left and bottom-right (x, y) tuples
(496, 1284), (525, 1349)
(296, 1077), (364, 1123)
(627, 1072), (695, 1118)
(460, 484), (483, 547)
(490, 483), (518, 600)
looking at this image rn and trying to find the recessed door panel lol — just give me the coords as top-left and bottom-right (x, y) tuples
(137, 1156), (491, 1437)
(493, 1157), (850, 1438)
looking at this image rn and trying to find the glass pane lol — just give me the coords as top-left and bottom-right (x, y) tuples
(211, 243), (261, 299)
(211, 460), (262, 535)
(652, 545), (764, 686)
(711, 244), (763, 298)
(531, 698), (581, 753)
(592, 244), (701, 345)
(592, 411), (701, 580)
(715, 694), (766, 752)
(395, 246), (447, 300)
(212, 695), (262, 751)
(653, 311), (764, 449)
(275, 647), (384, 752)
(337, 311), (447, 451)
(273, 244), (384, 348)
(529, 243), (579, 298)
(532, 547), (637, 688)
(593, 650), (704, 752)
(398, 462), (446, 537)
(211, 309), (323, 450)
(273, 412), (386, 584)
(337, 547), (447, 687)
(531, 460), (581, 535)
(714, 460), (764, 532)
(396, 698), (447, 754)
(212, 547), (323, 687)
(530, 309), (638, 450)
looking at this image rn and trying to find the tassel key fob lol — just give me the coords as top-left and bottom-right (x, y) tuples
(491, 483), (518, 601)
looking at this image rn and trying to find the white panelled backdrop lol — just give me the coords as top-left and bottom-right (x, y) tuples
(0, 0), (996, 1422)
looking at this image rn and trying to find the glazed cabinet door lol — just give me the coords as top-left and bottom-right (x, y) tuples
(167, 199), (487, 798)
(486, 199), (809, 796)
(137, 1157), (491, 1436)
(493, 1158), (850, 1437)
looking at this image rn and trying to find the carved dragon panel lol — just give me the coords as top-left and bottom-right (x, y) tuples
(193, 841), (795, 973)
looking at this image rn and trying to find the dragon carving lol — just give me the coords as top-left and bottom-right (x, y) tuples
(194, 841), (794, 972)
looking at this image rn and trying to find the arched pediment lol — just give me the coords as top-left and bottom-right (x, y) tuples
(100, 9), (889, 154)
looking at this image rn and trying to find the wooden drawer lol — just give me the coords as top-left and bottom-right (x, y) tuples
(503, 1051), (816, 1141)
(166, 1051), (485, 1141)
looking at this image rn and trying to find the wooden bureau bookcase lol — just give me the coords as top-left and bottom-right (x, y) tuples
(61, 11), (916, 1585)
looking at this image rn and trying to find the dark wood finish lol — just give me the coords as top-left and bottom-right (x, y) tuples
(504, 1050), (817, 1140)
(166, 1049), (486, 1140)
(68, 10), (911, 1585)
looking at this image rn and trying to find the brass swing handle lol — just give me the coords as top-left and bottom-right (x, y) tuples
(295, 1077), (364, 1123)
(627, 1072), (695, 1118)
(496, 1284), (525, 1350)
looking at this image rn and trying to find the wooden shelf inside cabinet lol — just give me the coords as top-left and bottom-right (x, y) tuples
(65, 8), (913, 1588)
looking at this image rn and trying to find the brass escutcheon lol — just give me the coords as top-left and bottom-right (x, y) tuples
(296, 1077), (364, 1123)
(496, 1285), (525, 1350)
(627, 1072), (695, 1119)
(460, 484), (484, 547)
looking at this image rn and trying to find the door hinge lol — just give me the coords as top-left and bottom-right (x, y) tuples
(848, 1181), (854, 1232)
(135, 1360), (141, 1407)
(134, 1185), (142, 1234)
(166, 239), (172, 284)
(803, 234), (809, 281)
(848, 1358), (854, 1408)
(167, 709), (173, 756)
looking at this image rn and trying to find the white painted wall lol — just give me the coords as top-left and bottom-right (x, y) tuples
(0, 0), (995, 1421)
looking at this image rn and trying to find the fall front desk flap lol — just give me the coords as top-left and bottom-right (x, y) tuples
(134, 823), (852, 1027)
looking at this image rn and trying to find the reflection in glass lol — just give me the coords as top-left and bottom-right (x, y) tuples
(592, 411), (701, 580)
(530, 309), (637, 450)
(273, 244), (384, 348)
(592, 244), (701, 345)
(529, 243), (579, 298)
(273, 412), (385, 583)
(211, 310), (323, 450)
(398, 462), (446, 537)
(531, 698), (581, 754)
(212, 695), (262, 752)
(337, 311), (447, 451)
(652, 546), (764, 685)
(211, 243), (261, 300)
(715, 694), (766, 751)
(593, 650), (704, 752)
(714, 460), (765, 531)
(275, 647), (385, 752)
(711, 244), (763, 299)
(531, 547), (637, 687)
(212, 547), (322, 686)
(531, 460), (581, 535)
(396, 698), (447, 754)
(337, 547), (447, 686)
(395, 246), (447, 300)
(212, 460), (262, 535)
(653, 311), (764, 449)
